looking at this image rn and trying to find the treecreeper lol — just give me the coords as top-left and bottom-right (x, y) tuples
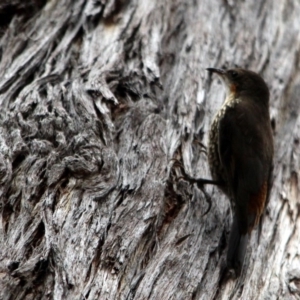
(206, 67), (274, 275)
(177, 67), (274, 275)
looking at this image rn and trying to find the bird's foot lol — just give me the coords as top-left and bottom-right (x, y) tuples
(171, 158), (220, 215)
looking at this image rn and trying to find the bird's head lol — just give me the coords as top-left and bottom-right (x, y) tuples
(206, 68), (269, 103)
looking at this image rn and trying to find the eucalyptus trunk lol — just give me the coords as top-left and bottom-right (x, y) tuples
(0, 1), (299, 299)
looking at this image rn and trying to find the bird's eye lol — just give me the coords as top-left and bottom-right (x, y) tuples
(229, 71), (238, 78)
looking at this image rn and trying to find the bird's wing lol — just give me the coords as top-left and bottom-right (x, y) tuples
(219, 102), (272, 274)
(218, 104), (268, 232)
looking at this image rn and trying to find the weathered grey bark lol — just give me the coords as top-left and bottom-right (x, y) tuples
(0, 0), (299, 299)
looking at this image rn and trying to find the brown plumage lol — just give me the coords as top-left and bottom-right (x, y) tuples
(206, 67), (274, 275)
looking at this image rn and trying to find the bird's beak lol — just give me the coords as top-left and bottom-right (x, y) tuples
(207, 68), (232, 93)
(206, 68), (226, 76)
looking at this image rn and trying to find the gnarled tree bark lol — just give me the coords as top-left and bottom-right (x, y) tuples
(0, 0), (299, 299)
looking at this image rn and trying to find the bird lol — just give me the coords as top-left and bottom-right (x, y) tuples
(206, 67), (274, 275)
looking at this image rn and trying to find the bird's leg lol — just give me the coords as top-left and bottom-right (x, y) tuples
(172, 159), (220, 186)
(193, 139), (208, 155)
(172, 159), (221, 215)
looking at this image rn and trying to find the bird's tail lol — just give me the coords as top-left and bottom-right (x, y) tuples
(226, 215), (249, 276)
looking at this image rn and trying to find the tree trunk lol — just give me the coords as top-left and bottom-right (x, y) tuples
(0, 0), (299, 299)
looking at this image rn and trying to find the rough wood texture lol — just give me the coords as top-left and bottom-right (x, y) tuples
(0, 0), (299, 299)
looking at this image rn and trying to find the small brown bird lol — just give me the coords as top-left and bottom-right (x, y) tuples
(206, 67), (274, 275)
